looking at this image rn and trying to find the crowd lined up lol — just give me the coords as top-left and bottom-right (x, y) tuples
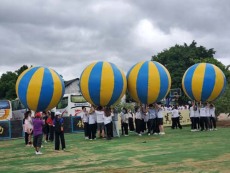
(22, 101), (217, 155)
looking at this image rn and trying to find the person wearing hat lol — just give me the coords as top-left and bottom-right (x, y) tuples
(32, 112), (44, 155)
(53, 111), (66, 151)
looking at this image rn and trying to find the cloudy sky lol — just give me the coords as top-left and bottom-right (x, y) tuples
(0, 0), (229, 80)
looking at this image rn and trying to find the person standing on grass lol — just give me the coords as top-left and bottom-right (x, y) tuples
(25, 110), (33, 146)
(135, 106), (142, 136)
(206, 103), (211, 130)
(155, 103), (165, 135)
(209, 103), (217, 130)
(199, 103), (209, 131)
(194, 102), (200, 131)
(147, 104), (157, 135)
(172, 105), (182, 129)
(95, 106), (105, 138)
(47, 111), (54, 142)
(189, 102), (196, 131)
(128, 109), (135, 132)
(88, 107), (97, 140)
(81, 106), (89, 140)
(53, 111), (66, 151)
(112, 108), (120, 137)
(23, 110), (33, 146)
(121, 108), (129, 136)
(32, 112), (44, 155)
(103, 107), (113, 140)
(42, 111), (49, 143)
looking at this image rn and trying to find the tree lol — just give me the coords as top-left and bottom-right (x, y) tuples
(151, 41), (230, 106)
(0, 65), (29, 100)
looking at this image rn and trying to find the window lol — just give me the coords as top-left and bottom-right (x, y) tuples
(57, 97), (68, 109)
(0, 100), (10, 109)
(11, 100), (26, 110)
(71, 95), (86, 103)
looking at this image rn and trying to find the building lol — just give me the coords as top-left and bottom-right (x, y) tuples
(64, 78), (81, 94)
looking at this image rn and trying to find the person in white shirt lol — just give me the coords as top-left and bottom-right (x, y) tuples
(155, 103), (165, 135)
(121, 108), (129, 136)
(172, 105), (182, 129)
(23, 110), (33, 146)
(194, 102), (200, 131)
(112, 108), (120, 137)
(128, 109), (135, 132)
(103, 107), (113, 140)
(199, 103), (209, 131)
(147, 104), (157, 135)
(209, 103), (217, 130)
(206, 103), (211, 130)
(88, 107), (97, 140)
(134, 106), (142, 136)
(189, 102), (195, 131)
(81, 106), (89, 139)
(95, 106), (105, 138)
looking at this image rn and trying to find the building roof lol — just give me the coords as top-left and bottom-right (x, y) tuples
(64, 78), (79, 87)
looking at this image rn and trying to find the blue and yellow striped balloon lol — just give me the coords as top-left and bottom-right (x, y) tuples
(16, 66), (65, 111)
(127, 61), (171, 104)
(80, 61), (127, 107)
(182, 63), (226, 102)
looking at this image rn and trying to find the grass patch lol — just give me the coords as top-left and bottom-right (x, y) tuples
(0, 127), (230, 173)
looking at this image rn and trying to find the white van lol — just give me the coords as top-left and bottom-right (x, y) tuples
(56, 93), (90, 116)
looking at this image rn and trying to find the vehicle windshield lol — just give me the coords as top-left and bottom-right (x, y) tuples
(71, 95), (87, 103)
(0, 100), (10, 109)
(57, 97), (68, 109)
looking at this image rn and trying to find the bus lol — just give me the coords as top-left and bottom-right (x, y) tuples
(56, 93), (90, 116)
(11, 98), (27, 120)
(0, 100), (12, 120)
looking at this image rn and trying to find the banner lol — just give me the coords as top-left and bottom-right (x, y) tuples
(0, 121), (11, 139)
(71, 116), (84, 132)
(163, 109), (191, 127)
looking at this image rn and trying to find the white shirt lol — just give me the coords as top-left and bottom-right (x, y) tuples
(81, 111), (89, 123)
(172, 109), (180, 118)
(121, 113), (129, 123)
(189, 107), (195, 118)
(148, 109), (156, 119)
(143, 114), (149, 122)
(89, 112), (96, 124)
(103, 115), (112, 125)
(194, 109), (200, 117)
(135, 111), (142, 119)
(157, 108), (163, 118)
(95, 110), (104, 123)
(206, 107), (211, 117)
(210, 107), (216, 117)
(200, 107), (206, 117)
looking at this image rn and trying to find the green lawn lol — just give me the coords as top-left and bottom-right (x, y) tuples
(0, 127), (230, 173)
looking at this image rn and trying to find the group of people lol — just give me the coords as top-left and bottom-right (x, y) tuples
(189, 102), (217, 131)
(80, 102), (167, 141)
(23, 110), (66, 155)
(22, 100), (218, 154)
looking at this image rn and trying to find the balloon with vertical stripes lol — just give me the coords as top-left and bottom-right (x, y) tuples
(182, 63), (227, 102)
(127, 61), (171, 104)
(80, 61), (127, 107)
(16, 66), (65, 112)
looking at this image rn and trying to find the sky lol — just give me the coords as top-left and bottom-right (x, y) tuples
(0, 0), (230, 80)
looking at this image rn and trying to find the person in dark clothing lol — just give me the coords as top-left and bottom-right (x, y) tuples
(47, 111), (54, 142)
(42, 111), (49, 143)
(53, 111), (66, 151)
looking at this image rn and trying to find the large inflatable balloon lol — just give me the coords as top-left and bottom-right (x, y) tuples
(182, 63), (226, 102)
(80, 61), (127, 106)
(127, 61), (171, 104)
(16, 66), (65, 112)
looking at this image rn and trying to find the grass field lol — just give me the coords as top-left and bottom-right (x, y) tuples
(0, 126), (230, 173)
